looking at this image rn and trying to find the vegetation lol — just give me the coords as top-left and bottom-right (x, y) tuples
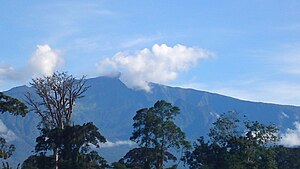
(22, 123), (107, 169)
(182, 112), (292, 169)
(25, 72), (89, 129)
(0, 92), (28, 117)
(1, 72), (300, 169)
(0, 92), (28, 168)
(119, 100), (190, 169)
(22, 72), (106, 169)
(275, 146), (300, 169)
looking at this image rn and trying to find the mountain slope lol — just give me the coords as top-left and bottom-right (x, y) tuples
(1, 76), (299, 164)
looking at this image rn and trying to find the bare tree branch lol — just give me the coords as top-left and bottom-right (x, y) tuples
(25, 72), (89, 129)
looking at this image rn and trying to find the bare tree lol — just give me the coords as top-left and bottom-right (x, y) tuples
(25, 72), (89, 169)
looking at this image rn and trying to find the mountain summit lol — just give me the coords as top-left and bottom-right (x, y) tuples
(1, 76), (299, 164)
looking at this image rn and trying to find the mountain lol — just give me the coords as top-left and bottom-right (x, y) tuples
(1, 76), (300, 165)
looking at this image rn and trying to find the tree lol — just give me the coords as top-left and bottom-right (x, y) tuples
(0, 92), (28, 166)
(21, 154), (54, 169)
(110, 162), (131, 169)
(25, 72), (88, 129)
(1, 162), (20, 169)
(275, 146), (300, 169)
(123, 100), (190, 169)
(25, 72), (89, 168)
(182, 137), (228, 169)
(208, 111), (240, 147)
(183, 112), (279, 169)
(0, 138), (15, 160)
(22, 123), (107, 169)
(0, 92), (28, 117)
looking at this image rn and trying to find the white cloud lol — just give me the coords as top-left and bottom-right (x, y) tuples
(0, 65), (29, 82)
(0, 67), (13, 75)
(0, 66), (14, 78)
(280, 122), (300, 147)
(0, 119), (17, 142)
(29, 45), (63, 76)
(97, 44), (213, 91)
(100, 140), (136, 148)
(0, 44), (63, 83)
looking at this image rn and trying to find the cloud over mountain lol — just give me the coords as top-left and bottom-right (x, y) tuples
(29, 45), (63, 77)
(0, 119), (17, 142)
(280, 121), (300, 147)
(100, 140), (136, 148)
(97, 44), (213, 91)
(0, 44), (63, 82)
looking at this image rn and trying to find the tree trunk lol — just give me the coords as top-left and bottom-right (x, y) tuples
(159, 130), (165, 169)
(159, 147), (164, 169)
(54, 148), (59, 169)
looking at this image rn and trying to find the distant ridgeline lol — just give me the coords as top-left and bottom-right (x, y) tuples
(1, 76), (300, 166)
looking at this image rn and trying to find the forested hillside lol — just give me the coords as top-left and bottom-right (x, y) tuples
(1, 74), (300, 168)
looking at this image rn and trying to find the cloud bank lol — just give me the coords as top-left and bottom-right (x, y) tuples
(29, 45), (63, 76)
(0, 44), (63, 82)
(97, 44), (213, 91)
(100, 140), (136, 148)
(0, 119), (17, 142)
(280, 121), (300, 147)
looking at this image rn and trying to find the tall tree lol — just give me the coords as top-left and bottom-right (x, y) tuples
(0, 92), (28, 161)
(25, 72), (88, 129)
(22, 123), (107, 169)
(183, 112), (279, 169)
(123, 100), (190, 169)
(25, 72), (89, 169)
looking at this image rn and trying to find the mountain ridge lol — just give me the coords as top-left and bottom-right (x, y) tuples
(1, 76), (300, 164)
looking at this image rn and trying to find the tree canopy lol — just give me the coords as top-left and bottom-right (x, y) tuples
(22, 122), (107, 169)
(121, 100), (190, 169)
(0, 92), (28, 117)
(0, 92), (28, 162)
(183, 112), (279, 169)
(25, 72), (90, 169)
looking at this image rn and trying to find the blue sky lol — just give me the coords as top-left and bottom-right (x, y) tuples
(1, 0), (300, 105)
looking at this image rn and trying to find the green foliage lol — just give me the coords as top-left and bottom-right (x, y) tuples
(120, 147), (156, 169)
(24, 72), (91, 169)
(59, 150), (108, 169)
(182, 137), (228, 169)
(0, 92), (28, 117)
(275, 146), (300, 169)
(23, 122), (107, 169)
(119, 147), (177, 169)
(21, 155), (54, 169)
(110, 162), (131, 169)
(183, 112), (279, 169)
(1, 162), (20, 169)
(209, 111), (240, 146)
(123, 100), (190, 169)
(0, 138), (15, 160)
(22, 151), (109, 169)
(0, 93), (28, 167)
(35, 122), (106, 154)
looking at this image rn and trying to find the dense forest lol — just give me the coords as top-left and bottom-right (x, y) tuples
(1, 72), (300, 169)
